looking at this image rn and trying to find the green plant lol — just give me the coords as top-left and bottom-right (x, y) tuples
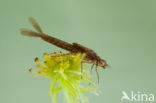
(30, 52), (98, 103)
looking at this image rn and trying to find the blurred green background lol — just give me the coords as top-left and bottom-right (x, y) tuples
(0, 0), (156, 103)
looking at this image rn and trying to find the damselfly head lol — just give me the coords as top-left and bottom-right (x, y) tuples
(99, 59), (108, 69)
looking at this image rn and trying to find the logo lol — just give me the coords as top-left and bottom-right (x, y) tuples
(121, 91), (154, 102)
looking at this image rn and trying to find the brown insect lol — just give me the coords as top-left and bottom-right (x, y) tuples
(20, 17), (108, 83)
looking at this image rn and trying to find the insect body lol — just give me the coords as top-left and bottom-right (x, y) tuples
(20, 17), (108, 82)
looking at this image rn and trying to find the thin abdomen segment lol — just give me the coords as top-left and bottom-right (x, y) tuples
(41, 34), (77, 52)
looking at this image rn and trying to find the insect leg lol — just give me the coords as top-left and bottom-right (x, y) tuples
(91, 63), (95, 74)
(81, 61), (83, 73)
(95, 62), (99, 83)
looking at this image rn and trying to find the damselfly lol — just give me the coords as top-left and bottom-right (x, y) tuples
(20, 17), (109, 83)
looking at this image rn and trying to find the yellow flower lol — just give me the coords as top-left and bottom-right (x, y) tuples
(30, 52), (98, 103)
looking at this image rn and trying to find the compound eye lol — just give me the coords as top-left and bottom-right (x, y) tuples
(103, 64), (107, 69)
(101, 61), (107, 69)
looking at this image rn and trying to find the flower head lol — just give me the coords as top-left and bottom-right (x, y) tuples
(30, 52), (98, 103)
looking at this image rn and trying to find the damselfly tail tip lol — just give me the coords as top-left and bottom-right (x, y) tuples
(20, 28), (41, 37)
(28, 17), (35, 23)
(28, 17), (43, 34)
